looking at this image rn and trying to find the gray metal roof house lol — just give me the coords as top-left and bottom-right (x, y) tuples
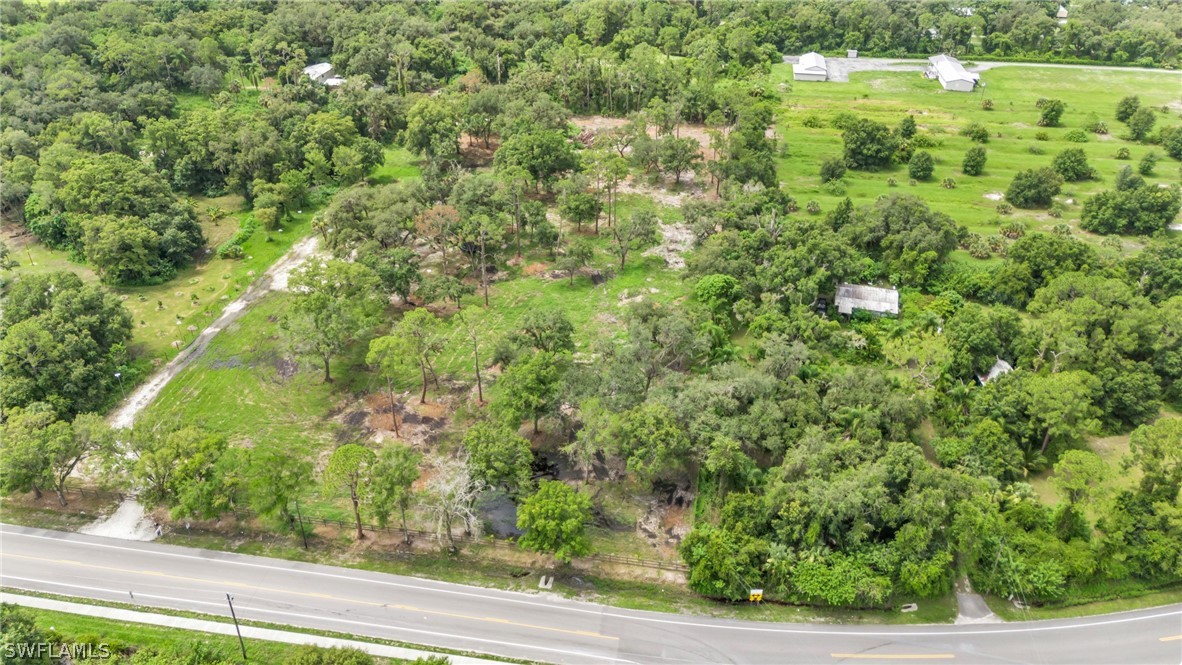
(835, 284), (899, 316)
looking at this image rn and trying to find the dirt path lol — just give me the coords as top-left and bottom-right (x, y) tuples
(88, 235), (323, 541)
(109, 235), (322, 429)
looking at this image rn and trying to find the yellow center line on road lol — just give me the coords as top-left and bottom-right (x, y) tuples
(1, 552), (617, 641)
(1160, 635), (1182, 642)
(831, 655), (955, 660)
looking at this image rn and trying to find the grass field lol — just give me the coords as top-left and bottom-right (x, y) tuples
(9, 606), (329, 664)
(768, 64), (1182, 256)
(2, 147), (421, 379)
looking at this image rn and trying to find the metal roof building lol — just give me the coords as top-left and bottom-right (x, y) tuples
(977, 358), (1014, 385)
(302, 62), (334, 83)
(927, 55), (979, 92)
(835, 284), (899, 316)
(793, 52), (828, 82)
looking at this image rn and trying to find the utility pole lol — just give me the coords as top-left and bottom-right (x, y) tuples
(294, 499), (308, 550)
(226, 593), (247, 662)
(114, 372), (126, 400)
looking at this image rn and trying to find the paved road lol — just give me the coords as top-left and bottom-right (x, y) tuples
(2, 525), (1179, 665)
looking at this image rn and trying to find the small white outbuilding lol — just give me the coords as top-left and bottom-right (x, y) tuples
(793, 52), (828, 82)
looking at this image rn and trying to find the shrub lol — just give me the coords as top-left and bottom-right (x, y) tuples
(908, 150), (934, 180)
(960, 122), (990, 143)
(1115, 147), (1131, 160)
(887, 177), (897, 187)
(1049, 203), (1064, 218)
(941, 177), (956, 189)
(967, 234), (991, 258)
(823, 179), (847, 195)
(1028, 145), (1045, 155)
(962, 146), (987, 176)
(1037, 98), (1066, 127)
(1051, 148), (1095, 182)
(1161, 126), (1182, 160)
(981, 99), (994, 111)
(1081, 185), (1181, 235)
(801, 114), (825, 129)
(1138, 151), (1158, 176)
(1127, 107), (1156, 142)
(820, 157), (846, 183)
(1034, 131), (1050, 141)
(1006, 168), (1062, 208)
(996, 201), (1013, 215)
(1051, 223), (1072, 237)
(1101, 236), (1123, 251)
(806, 200), (821, 214)
(1085, 116), (1108, 134)
(897, 115), (917, 139)
(999, 221), (1026, 239)
(215, 215), (258, 259)
(1063, 129), (1089, 143)
(831, 111), (860, 131)
(911, 134), (940, 149)
(1115, 95), (1140, 123)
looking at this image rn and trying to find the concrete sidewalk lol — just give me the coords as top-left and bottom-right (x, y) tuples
(0, 592), (502, 665)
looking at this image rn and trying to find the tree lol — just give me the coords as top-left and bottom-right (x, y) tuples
(908, 150), (934, 180)
(456, 309), (486, 404)
(1115, 95), (1140, 123)
(283, 261), (383, 383)
(0, 405), (66, 500)
(1126, 107), (1156, 142)
(388, 308), (445, 404)
(323, 444), (376, 540)
(1126, 419), (1182, 500)
(513, 309), (576, 354)
(369, 443), (421, 544)
(405, 95), (460, 162)
(463, 422), (533, 497)
(425, 458), (486, 553)
(0, 272), (132, 419)
(516, 480), (593, 563)
(1052, 450), (1107, 506)
(494, 130), (578, 192)
(658, 135), (702, 185)
(1081, 185), (1181, 236)
(365, 336), (406, 436)
(617, 403), (692, 483)
(47, 413), (114, 506)
(1006, 168), (1062, 208)
(609, 210), (660, 270)
(897, 115), (917, 139)
(1051, 148), (1094, 182)
(557, 238), (594, 285)
(1027, 370), (1102, 456)
(962, 146), (987, 176)
(58, 152), (174, 218)
(245, 444), (312, 528)
(1038, 98), (1066, 127)
(558, 190), (601, 233)
(129, 423), (229, 515)
(842, 118), (897, 170)
(819, 157), (846, 183)
(492, 351), (565, 434)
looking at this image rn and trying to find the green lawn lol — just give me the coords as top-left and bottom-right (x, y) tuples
(10, 606), (324, 664)
(2, 147), (421, 373)
(769, 64), (1182, 256)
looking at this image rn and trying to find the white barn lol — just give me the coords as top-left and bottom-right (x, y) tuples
(834, 284), (899, 316)
(793, 52), (828, 82)
(302, 62), (335, 83)
(927, 55), (979, 92)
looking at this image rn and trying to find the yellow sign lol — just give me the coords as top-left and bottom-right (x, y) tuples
(749, 588), (763, 602)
